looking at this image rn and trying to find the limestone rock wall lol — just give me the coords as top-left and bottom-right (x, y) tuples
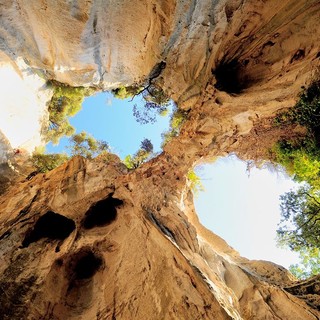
(0, 0), (176, 87)
(0, 0), (319, 155)
(0, 155), (319, 319)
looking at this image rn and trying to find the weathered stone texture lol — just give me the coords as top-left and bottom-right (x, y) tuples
(0, 0), (320, 319)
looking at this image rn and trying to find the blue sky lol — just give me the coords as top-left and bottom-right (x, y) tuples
(47, 92), (173, 157)
(194, 156), (300, 268)
(48, 92), (299, 268)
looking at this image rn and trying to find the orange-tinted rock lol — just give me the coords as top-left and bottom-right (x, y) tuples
(0, 0), (320, 319)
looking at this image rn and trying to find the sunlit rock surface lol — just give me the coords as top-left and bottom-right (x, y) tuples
(0, 57), (50, 192)
(0, 156), (319, 319)
(0, 0), (320, 319)
(0, 57), (49, 152)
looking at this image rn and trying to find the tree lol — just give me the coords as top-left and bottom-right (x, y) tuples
(140, 138), (153, 153)
(30, 153), (69, 173)
(133, 102), (168, 125)
(123, 139), (153, 169)
(274, 79), (320, 279)
(112, 83), (172, 125)
(273, 140), (320, 189)
(161, 109), (188, 147)
(46, 83), (95, 144)
(273, 78), (320, 189)
(187, 169), (204, 196)
(134, 85), (171, 124)
(289, 247), (320, 279)
(277, 186), (320, 251)
(142, 85), (170, 107)
(111, 85), (142, 100)
(276, 185), (320, 279)
(68, 132), (109, 159)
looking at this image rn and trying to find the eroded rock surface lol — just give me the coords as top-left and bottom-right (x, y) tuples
(0, 155), (319, 319)
(1, 0), (320, 319)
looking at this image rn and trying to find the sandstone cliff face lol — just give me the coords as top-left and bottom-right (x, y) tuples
(1, 0), (320, 319)
(0, 155), (319, 319)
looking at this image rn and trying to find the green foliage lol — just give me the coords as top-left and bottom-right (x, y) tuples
(123, 154), (136, 170)
(133, 102), (168, 125)
(171, 109), (187, 130)
(123, 151), (150, 170)
(273, 140), (320, 188)
(31, 132), (109, 174)
(277, 186), (320, 251)
(112, 83), (172, 124)
(46, 82), (95, 144)
(273, 78), (320, 188)
(289, 247), (320, 279)
(161, 109), (188, 147)
(275, 80), (320, 132)
(274, 77), (320, 278)
(133, 85), (172, 124)
(111, 85), (142, 100)
(123, 139), (153, 169)
(159, 108), (169, 117)
(68, 131), (109, 159)
(187, 169), (204, 196)
(30, 153), (69, 173)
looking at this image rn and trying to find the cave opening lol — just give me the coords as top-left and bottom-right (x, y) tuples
(214, 59), (253, 94)
(193, 155), (300, 269)
(46, 86), (176, 164)
(62, 249), (104, 311)
(22, 211), (76, 247)
(82, 196), (123, 229)
(72, 251), (103, 280)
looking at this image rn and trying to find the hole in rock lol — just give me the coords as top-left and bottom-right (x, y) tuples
(214, 59), (253, 94)
(22, 211), (75, 247)
(82, 196), (123, 229)
(46, 84), (177, 167)
(192, 155), (301, 270)
(66, 249), (103, 281)
(290, 49), (305, 63)
(73, 251), (103, 280)
(60, 249), (104, 312)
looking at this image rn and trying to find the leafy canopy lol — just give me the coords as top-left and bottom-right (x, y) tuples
(30, 153), (69, 173)
(68, 131), (109, 159)
(273, 77), (320, 187)
(273, 76), (320, 278)
(187, 169), (204, 196)
(273, 140), (320, 188)
(112, 83), (172, 125)
(111, 85), (142, 100)
(161, 109), (188, 147)
(123, 138), (153, 169)
(277, 186), (320, 251)
(289, 247), (320, 279)
(30, 131), (109, 173)
(46, 82), (95, 144)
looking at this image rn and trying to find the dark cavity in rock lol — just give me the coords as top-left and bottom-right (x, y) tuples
(82, 196), (123, 229)
(214, 59), (251, 94)
(73, 251), (103, 280)
(22, 211), (76, 247)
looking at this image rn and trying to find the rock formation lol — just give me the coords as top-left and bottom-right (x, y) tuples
(0, 0), (320, 319)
